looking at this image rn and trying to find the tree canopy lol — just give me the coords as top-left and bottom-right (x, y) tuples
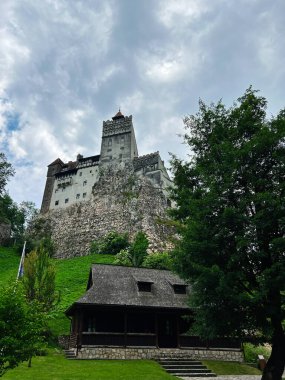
(170, 88), (285, 380)
(0, 153), (14, 196)
(0, 282), (46, 376)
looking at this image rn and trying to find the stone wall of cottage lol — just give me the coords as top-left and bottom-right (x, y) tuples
(76, 347), (244, 362)
(37, 164), (173, 258)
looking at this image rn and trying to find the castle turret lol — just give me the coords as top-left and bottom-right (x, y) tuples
(100, 111), (138, 165)
(40, 158), (64, 213)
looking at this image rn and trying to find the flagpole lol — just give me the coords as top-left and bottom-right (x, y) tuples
(17, 241), (26, 280)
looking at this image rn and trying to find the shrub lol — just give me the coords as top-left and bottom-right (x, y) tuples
(90, 231), (129, 255)
(129, 231), (149, 267)
(114, 249), (132, 266)
(142, 251), (173, 270)
(243, 343), (271, 363)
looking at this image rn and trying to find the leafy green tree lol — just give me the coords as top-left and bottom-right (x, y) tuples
(170, 88), (285, 380)
(0, 194), (25, 240)
(22, 243), (58, 312)
(90, 231), (129, 255)
(129, 231), (149, 267)
(142, 251), (173, 270)
(0, 282), (46, 376)
(115, 232), (149, 267)
(114, 248), (132, 266)
(0, 153), (14, 196)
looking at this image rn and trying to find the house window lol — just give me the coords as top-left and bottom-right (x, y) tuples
(83, 193), (87, 198)
(55, 200), (59, 206)
(173, 284), (187, 294)
(83, 180), (87, 186)
(76, 194), (80, 199)
(65, 198), (69, 204)
(137, 281), (152, 292)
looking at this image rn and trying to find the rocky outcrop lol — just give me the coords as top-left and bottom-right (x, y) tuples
(39, 164), (173, 258)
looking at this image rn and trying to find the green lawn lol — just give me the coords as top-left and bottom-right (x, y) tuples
(0, 246), (115, 336)
(52, 253), (115, 335)
(0, 246), (20, 283)
(203, 360), (261, 375)
(3, 350), (175, 380)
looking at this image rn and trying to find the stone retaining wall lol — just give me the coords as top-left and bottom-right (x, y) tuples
(77, 347), (244, 362)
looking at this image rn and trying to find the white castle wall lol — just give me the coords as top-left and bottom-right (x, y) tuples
(49, 164), (100, 210)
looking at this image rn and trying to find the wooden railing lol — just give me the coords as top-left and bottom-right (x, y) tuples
(69, 333), (78, 348)
(180, 335), (241, 349)
(81, 332), (156, 347)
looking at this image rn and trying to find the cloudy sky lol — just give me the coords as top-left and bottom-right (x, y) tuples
(1, 0), (285, 207)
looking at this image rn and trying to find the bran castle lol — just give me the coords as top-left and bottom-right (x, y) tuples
(39, 111), (173, 258)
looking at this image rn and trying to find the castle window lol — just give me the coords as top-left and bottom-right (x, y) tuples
(55, 200), (59, 206)
(108, 138), (112, 146)
(90, 170), (92, 173)
(83, 180), (87, 186)
(79, 172), (82, 176)
(76, 194), (80, 199)
(65, 198), (69, 204)
(83, 193), (87, 198)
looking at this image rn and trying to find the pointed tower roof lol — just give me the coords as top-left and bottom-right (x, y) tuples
(112, 109), (124, 120)
(48, 158), (64, 167)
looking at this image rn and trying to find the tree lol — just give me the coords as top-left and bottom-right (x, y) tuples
(22, 243), (58, 312)
(129, 231), (149, 267)
(0, 153), (14, 196)
(142, 251), (173, 270)
(0, 194), (25, 240)
(0, 282), (45, 376)
(114, 231), (149, 267)
(170, 88), (285, 380)
(90, 231), (129, 255)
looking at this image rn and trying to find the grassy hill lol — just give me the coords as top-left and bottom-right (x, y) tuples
(0, 246), (114, 336)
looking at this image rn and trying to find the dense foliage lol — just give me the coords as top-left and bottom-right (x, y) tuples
(0, 282), (46, 376)
(22, 243), (58, 312)
(90, 231), (129, 255)
(170, 88), (285, 380)
(0, 153), (14, 196)
(142, 252), (173, 270)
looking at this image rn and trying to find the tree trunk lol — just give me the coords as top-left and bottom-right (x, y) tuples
(28, 356), (32, 368)
(261, 329), (285, 380)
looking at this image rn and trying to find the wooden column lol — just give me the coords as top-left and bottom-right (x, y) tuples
(124, 310), (127, 348)
(155, 313), (158, 348)
(177, 314), (180, 348)
(78, 311), (83, 347)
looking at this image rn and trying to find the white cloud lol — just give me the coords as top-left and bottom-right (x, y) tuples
(156, 0), (210, 30)
(0, 0), (285, 208)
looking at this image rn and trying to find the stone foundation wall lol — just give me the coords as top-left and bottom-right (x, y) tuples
(77, 347), (244, 362)
(38, 165), (174, 258)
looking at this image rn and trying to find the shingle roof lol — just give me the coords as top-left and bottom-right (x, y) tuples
(66, 264), (190, 314)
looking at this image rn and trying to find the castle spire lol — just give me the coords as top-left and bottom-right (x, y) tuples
(112, 109), (124, 120)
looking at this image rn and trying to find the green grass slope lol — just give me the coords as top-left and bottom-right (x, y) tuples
(0, 246), (20, 283)
(0, 246), (114, 336)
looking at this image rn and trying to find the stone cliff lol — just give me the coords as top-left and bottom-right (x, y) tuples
(37, 164), (173, 258)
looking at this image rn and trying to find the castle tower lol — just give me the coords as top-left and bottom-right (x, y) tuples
(40, 158), (64, 213)
(100, 111), (138, 165)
